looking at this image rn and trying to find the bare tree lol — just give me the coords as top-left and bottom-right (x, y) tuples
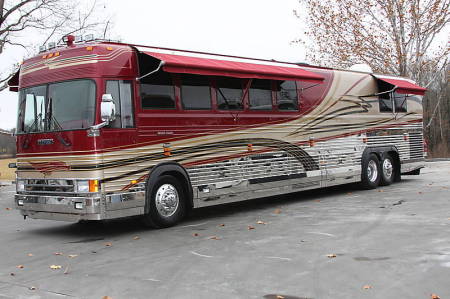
(0, 0), (112, 91)
(295, 0), (449, 84)
(295, 0), (450, 157)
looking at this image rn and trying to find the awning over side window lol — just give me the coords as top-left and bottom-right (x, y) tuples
(373, 74), (426, 96)
(140, 51), (324, 83)
(7, 70), (20, 92)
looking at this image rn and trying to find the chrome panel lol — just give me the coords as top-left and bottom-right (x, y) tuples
(105, 191), (145, 211)
(400, 161), (425, 174)
(193, 175), (323, 208)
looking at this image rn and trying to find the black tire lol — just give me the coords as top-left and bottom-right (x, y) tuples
(142, 175), (186, 228)
(379, 154), (395, 186)
(360, 153), (381, 189)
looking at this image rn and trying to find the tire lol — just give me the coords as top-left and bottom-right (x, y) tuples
(360, 153), (381, 189)
(379, 154), (395, 186)
(142, 175), (186, 228)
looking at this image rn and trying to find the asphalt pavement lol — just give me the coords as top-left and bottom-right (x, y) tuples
(0, 162), (449, 299)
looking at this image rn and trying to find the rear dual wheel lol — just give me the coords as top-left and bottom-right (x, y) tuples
(379, 154), (395, 186)
(361, 153), (381, 189)
(361, 153), (396, 189)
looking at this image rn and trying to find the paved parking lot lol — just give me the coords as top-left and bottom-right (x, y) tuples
(0, 162), (449, 299)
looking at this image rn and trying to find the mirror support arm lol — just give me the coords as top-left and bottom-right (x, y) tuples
(87, 120), (109, 137)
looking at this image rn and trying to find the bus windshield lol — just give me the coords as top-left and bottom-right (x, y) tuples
(17, 80), (96, 133)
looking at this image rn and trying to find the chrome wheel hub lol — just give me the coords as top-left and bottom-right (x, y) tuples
(367, 160), (378, 183)
(155, 184), (179, 217)
(382, 158), (393, 179)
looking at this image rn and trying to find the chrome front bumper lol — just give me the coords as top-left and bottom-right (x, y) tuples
(15, 194), (102, 221)
(15, 191), (146, 222)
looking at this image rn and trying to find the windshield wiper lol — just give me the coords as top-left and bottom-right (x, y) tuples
(46, 98), (71, 146)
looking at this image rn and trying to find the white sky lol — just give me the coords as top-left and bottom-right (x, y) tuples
(0, 0), (306, 130)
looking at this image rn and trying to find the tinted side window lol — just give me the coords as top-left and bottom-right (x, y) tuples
(379, 93), (393, 112)
(216, 77), (243, 110)
(393, 92), (407, 112)
(141, 72), (175, 109)
(181, 74), (211, 110)
(249, 79), (272, 110)
(276, 81), (298, 111)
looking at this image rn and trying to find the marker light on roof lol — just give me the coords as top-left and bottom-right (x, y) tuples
(48, 42), (56, 49)
(39, 45), (46, 53)
(85, 34), (94, 41)
(64, 35), (75, 46)
(75, 35), (83, 43)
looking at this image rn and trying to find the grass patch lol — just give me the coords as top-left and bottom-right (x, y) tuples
(0, 158), (16, 181)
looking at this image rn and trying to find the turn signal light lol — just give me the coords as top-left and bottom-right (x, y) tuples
(163, 144), (171, 156)
(89, 179), (99, 192)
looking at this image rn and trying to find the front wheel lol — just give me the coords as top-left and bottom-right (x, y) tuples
(380, 154), (395, 186)
(142, 175), (186, 228)
(360, 153), (381, 189)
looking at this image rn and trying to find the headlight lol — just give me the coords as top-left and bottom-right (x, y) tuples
(76, 180), (89, 193)
(76, 180), (99, 193)
(17, 180), (25, 192)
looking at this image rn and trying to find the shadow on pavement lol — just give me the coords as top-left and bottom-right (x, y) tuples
(22, 177), (419, 239)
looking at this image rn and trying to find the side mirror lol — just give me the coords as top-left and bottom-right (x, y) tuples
(101, 94), (116, 122)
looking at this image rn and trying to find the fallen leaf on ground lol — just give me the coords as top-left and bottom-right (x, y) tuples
(50, 265), (62, 270)
(315, 200), (321, 202)
(64, 265), (70, 275)
(347, 192), (352, 195)
(16, 265), (24, 269)
(5, 207), (11, 211)
(10, 273), (15, 276)
(431, 294), (440, 299)
(29, 286), (36, 290)
(192, 233), (199, 237)
(274, 208), (281, 214)
(363, 285), (372, 289)
(102, 296), (112, 299)
(104, 242), (112, 247)
(209, 236), (221, 240)
(248, 225), (255, 230)
(133, 236), (140, 240)
(256, 220), (267, 225)
(53, 252), (63, 256)
(27, 253), (33, 257)
(327, 254), (337, 258)
(218, 223), (225, 227)
(378, 189), (384, 192)
(276, 296), (285, 299)
(68, 254), (78, 258)
(418, 192), (423, 194)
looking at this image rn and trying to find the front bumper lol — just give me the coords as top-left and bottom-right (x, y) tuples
(14, 191), (146, 222)
(15, 194), (102, 221)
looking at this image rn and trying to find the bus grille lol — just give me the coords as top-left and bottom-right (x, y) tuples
(24, 179), (75, 193)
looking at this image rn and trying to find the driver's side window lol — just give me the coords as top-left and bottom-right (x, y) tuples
(106, 80), (134, 128)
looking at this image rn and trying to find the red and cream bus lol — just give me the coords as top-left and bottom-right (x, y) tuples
(8, 36), (426, 227)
